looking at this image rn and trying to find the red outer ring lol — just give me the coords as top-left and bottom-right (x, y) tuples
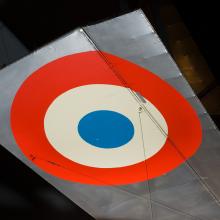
(10, 51), (202, 185)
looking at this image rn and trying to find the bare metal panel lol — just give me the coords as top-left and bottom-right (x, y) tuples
(84, 9), (220, 219)
(0, 27), (152, 219)
(0, 9), (220, 220)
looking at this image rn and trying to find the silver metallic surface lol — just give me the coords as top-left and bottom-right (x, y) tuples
(0, 10), (220, 219)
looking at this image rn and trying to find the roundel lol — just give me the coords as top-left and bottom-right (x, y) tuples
(10, 51), (202, 185)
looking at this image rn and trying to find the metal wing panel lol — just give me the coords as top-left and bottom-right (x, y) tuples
(0, 27), (152, 219)
(0, 9), (220, 220)
(84, 9), (220, 219)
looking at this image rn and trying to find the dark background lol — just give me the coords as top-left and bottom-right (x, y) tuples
(0, 0), (219, 219)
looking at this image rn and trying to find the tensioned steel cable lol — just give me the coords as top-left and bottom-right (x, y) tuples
(80, 28), (155, 220)
(29, 153), (205, 219)
(138, 110), (154, 220)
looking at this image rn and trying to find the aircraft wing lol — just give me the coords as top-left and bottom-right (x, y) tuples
(0, 10), (220, 220)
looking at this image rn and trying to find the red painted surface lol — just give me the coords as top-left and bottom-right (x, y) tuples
(11, 51), (202, 185)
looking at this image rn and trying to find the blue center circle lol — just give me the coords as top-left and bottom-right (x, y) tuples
(77, 110), (134, 149)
